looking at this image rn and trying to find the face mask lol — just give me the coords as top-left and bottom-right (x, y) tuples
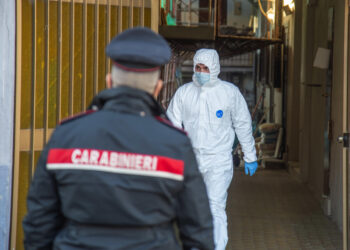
(195, 72), (210, 85)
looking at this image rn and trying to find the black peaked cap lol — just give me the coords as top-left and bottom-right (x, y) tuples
(105, 27), (171, 71)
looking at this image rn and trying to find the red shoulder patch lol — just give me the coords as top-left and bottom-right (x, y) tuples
(59, 110), (96, 125)
(155, 116), (187, 135)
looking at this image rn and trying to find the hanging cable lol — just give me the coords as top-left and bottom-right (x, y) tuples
(258, 0), (272, 24)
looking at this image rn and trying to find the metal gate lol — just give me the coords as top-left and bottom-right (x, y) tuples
(11, 0), (159, 249)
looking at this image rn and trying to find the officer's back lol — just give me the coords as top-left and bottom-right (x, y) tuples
(23, 27), (214, 250)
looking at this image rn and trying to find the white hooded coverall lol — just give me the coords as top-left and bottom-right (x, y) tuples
(166, 49), (257, 250)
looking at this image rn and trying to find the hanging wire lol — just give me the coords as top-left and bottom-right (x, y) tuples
(258, 0), (272, 24)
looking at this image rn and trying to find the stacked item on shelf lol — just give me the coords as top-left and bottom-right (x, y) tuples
(257, 123), (283, 162)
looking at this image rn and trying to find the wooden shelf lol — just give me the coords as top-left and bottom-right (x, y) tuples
(161, 31), (282, 58)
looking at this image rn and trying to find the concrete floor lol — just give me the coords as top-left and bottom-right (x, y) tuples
(226, 169), (342, 250)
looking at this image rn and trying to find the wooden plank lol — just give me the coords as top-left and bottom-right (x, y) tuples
(44, 0), (50, 143)
(106, 0), (111, 70)
(150, 0), (159, 32)
(274, 127), (283, 158)
(118, 0), (123, 32)
(141, 0), (144, 26)
(30, 0), (38, 176)
(82, 0), (87, 110)
(129, 0), (134, 28)
(20, 129), (55, 151)
(94, 0), (99, 95)
(49, 0), (150, 6)
(57, 0), (63, 122)
(11, 0), (23, 248)
(69, 0), (75, 115)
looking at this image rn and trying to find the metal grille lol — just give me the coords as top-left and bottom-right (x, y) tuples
(12, 0), (159, 249)
(159, 56), (181, 109)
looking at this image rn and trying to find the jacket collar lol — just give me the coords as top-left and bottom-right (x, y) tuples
(88, 86), (166, 117)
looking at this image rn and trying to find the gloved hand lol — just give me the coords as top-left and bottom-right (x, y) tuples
(245, 161), (258, 176)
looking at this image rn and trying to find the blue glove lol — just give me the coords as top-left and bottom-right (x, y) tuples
(245, 161), (258, 176)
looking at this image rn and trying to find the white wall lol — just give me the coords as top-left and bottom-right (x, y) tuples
(0, 1), (15, 249)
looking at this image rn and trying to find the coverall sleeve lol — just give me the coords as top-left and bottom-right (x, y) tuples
(176, 143), (215, 250)
(231, 89), (257, 163)
(166, 88), (183, 128)
(22, 139), (64, 250)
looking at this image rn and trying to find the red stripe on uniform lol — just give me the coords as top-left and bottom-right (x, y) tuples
(47, 148), (75, 164)
(47, 148), (184, 177)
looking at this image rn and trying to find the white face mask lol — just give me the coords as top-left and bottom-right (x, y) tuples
(195, 72), (210, 85)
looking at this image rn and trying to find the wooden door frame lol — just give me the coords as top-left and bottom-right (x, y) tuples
(344, 1), (349, 249)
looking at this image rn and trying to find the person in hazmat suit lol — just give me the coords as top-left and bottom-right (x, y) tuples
(166, 48), (258, 250)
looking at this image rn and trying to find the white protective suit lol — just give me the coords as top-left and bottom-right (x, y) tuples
(166, 49), (257, 250)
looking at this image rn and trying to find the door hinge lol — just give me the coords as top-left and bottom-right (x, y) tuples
(337, 133), (349, 148)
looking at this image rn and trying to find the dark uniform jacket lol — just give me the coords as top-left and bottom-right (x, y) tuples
(23, 86), (214, 250)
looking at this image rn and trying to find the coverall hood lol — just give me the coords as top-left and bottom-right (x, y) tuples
(192, 49), (220, 87)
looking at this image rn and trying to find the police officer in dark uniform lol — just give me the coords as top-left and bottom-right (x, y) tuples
(23, 27), (214, 250)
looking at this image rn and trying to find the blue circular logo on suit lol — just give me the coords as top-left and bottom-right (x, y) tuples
(216, 110), (223, 118)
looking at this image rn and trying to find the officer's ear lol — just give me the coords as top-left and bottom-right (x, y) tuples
(106, 73), (112, 89)
(153, 79), (163, 98)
